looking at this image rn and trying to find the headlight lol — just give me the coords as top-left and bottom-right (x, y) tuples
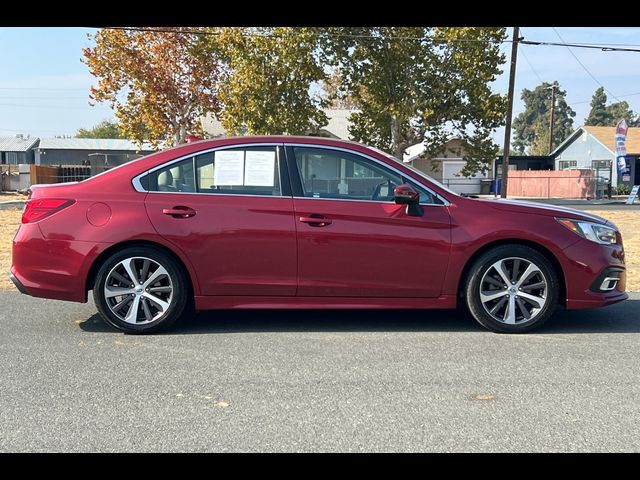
(556, 218), (619, 245)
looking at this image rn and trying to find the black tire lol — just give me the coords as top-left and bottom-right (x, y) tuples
(93, 246), (190, 334)
(464, 244), (559, 333)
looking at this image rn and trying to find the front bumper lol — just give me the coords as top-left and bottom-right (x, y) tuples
(560, 237), (628, 309)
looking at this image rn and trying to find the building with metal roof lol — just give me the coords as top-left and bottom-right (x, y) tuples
(0, 135), (39, 164)
(34, 138), (156, 167)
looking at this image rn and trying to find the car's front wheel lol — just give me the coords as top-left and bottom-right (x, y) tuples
(465, 245), (559, 333)
(93, 246), (190, 334)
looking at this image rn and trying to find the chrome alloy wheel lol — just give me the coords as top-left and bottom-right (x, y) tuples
(103, 256), (173, 325)
(479, 257), (548, 325)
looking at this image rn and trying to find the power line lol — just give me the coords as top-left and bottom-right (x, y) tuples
(0, 87), (88, 91)
(519, 46), (544, 84)
(568, 91), (640, 106)
(0, 96), (88, 100)
(0, 103), (110, 110)
(94, 26), (640, 53)
(95, 26), (509, 43)
(520, 39), (640, 53)
(551, 27), (621, 101)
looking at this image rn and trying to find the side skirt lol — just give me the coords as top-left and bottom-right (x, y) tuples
(194, 295), (457, 310)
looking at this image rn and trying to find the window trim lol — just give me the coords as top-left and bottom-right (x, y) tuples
(132, 142), (450, 206)
(131, 143), (289, 198)
(285, 143), (450, 206)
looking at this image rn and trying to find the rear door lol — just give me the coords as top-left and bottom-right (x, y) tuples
(143, 144), (297, 296)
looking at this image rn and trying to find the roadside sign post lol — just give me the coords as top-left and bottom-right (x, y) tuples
(627, 185), (640, 205)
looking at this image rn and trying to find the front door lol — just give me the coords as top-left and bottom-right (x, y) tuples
(288, 146), (451, 298)
(144, 145), (297, 296)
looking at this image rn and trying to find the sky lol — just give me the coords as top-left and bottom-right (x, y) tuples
(1, 27), (640, 144)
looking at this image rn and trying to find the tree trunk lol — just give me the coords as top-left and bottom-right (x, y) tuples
(174, 124), (187, 145)
(390, 116), (404, 159)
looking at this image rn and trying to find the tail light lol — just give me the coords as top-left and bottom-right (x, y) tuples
(22, 198), (75, 224)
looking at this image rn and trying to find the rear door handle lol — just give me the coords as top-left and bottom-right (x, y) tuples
(162, 206), (197, 218)
(299, 214), (332, 227)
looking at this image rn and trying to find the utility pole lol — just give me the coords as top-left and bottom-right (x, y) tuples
(548, 83), (558, 154)
(500, 26), (520, 199)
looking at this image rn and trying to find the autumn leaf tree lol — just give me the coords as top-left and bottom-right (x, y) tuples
(322, 27), (507, 176)
(202, 27), (328, 135)
(321, 67), (360, 110)
(83, 27), (220, 147)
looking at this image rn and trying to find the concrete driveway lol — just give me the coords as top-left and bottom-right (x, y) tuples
(0, 291), (638, 452)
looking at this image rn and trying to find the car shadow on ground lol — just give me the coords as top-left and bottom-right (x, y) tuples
(78, 299), (640, 335)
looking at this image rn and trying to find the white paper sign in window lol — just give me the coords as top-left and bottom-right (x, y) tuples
(214, 151), (245, 185)
(244, 151), (276, 186)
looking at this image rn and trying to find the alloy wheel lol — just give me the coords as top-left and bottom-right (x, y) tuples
(479, 257), (548, 325)
(103, 256), (174, 325)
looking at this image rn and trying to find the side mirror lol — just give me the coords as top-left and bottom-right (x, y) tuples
(394, 184), (423, 217)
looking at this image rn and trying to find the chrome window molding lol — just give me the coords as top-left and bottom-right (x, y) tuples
(131, 141), (451, 206)
(131, 143), (283, 196)
(285, 143), (450, 206)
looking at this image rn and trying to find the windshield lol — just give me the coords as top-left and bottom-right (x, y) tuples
(368, 146), (460, 197)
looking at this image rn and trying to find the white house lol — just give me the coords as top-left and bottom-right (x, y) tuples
(402, 137), (490, 195)
(552, 125), (640, 188)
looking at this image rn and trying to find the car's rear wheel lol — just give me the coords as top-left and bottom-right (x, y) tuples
(93, 246), (190, 334)
(465, 245), (559, 333)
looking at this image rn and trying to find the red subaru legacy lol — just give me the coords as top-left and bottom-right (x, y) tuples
(11, 136), (627, 333)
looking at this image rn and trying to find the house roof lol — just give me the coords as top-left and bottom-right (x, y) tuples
(403, 137), (462, 163)
(200, 108), (358, 140)
(0, 135), (39, 152)
(552, 125), (640, 157)
(583, 125), (640, 154)
(37, 138), (155, 151)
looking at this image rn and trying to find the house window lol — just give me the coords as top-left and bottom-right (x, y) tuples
(591, 160), (611, 170)
(559, 160), (577, 170)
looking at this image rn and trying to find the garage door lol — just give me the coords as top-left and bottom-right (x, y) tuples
(442, 161), (487, 195)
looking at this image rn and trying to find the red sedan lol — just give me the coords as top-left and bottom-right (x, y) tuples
(11, 136), (627, 333)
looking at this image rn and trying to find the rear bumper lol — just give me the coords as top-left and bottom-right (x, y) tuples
(9, 272), (28, 295)
(11, 223), (107, 303)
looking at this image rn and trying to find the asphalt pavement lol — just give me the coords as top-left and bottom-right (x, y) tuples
(0, 291), (639, 452)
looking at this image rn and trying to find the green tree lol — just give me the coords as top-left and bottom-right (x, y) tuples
(323, 27), (507, 176)
(75, 119), (125, 139)
(584, 87), (639, 127)
(83, 27), (220, 147)
(513, 81), (575, 155)
(584, 87), (609, 126)
(204, 27), (328, 136)
(606, 100), (639, 127)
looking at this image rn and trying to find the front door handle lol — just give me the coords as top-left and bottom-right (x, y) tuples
(299, 214), (332, 227)
(162, 206), (197, 218)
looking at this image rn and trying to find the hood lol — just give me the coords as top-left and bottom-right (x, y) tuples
(473, 198), (610, 225)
